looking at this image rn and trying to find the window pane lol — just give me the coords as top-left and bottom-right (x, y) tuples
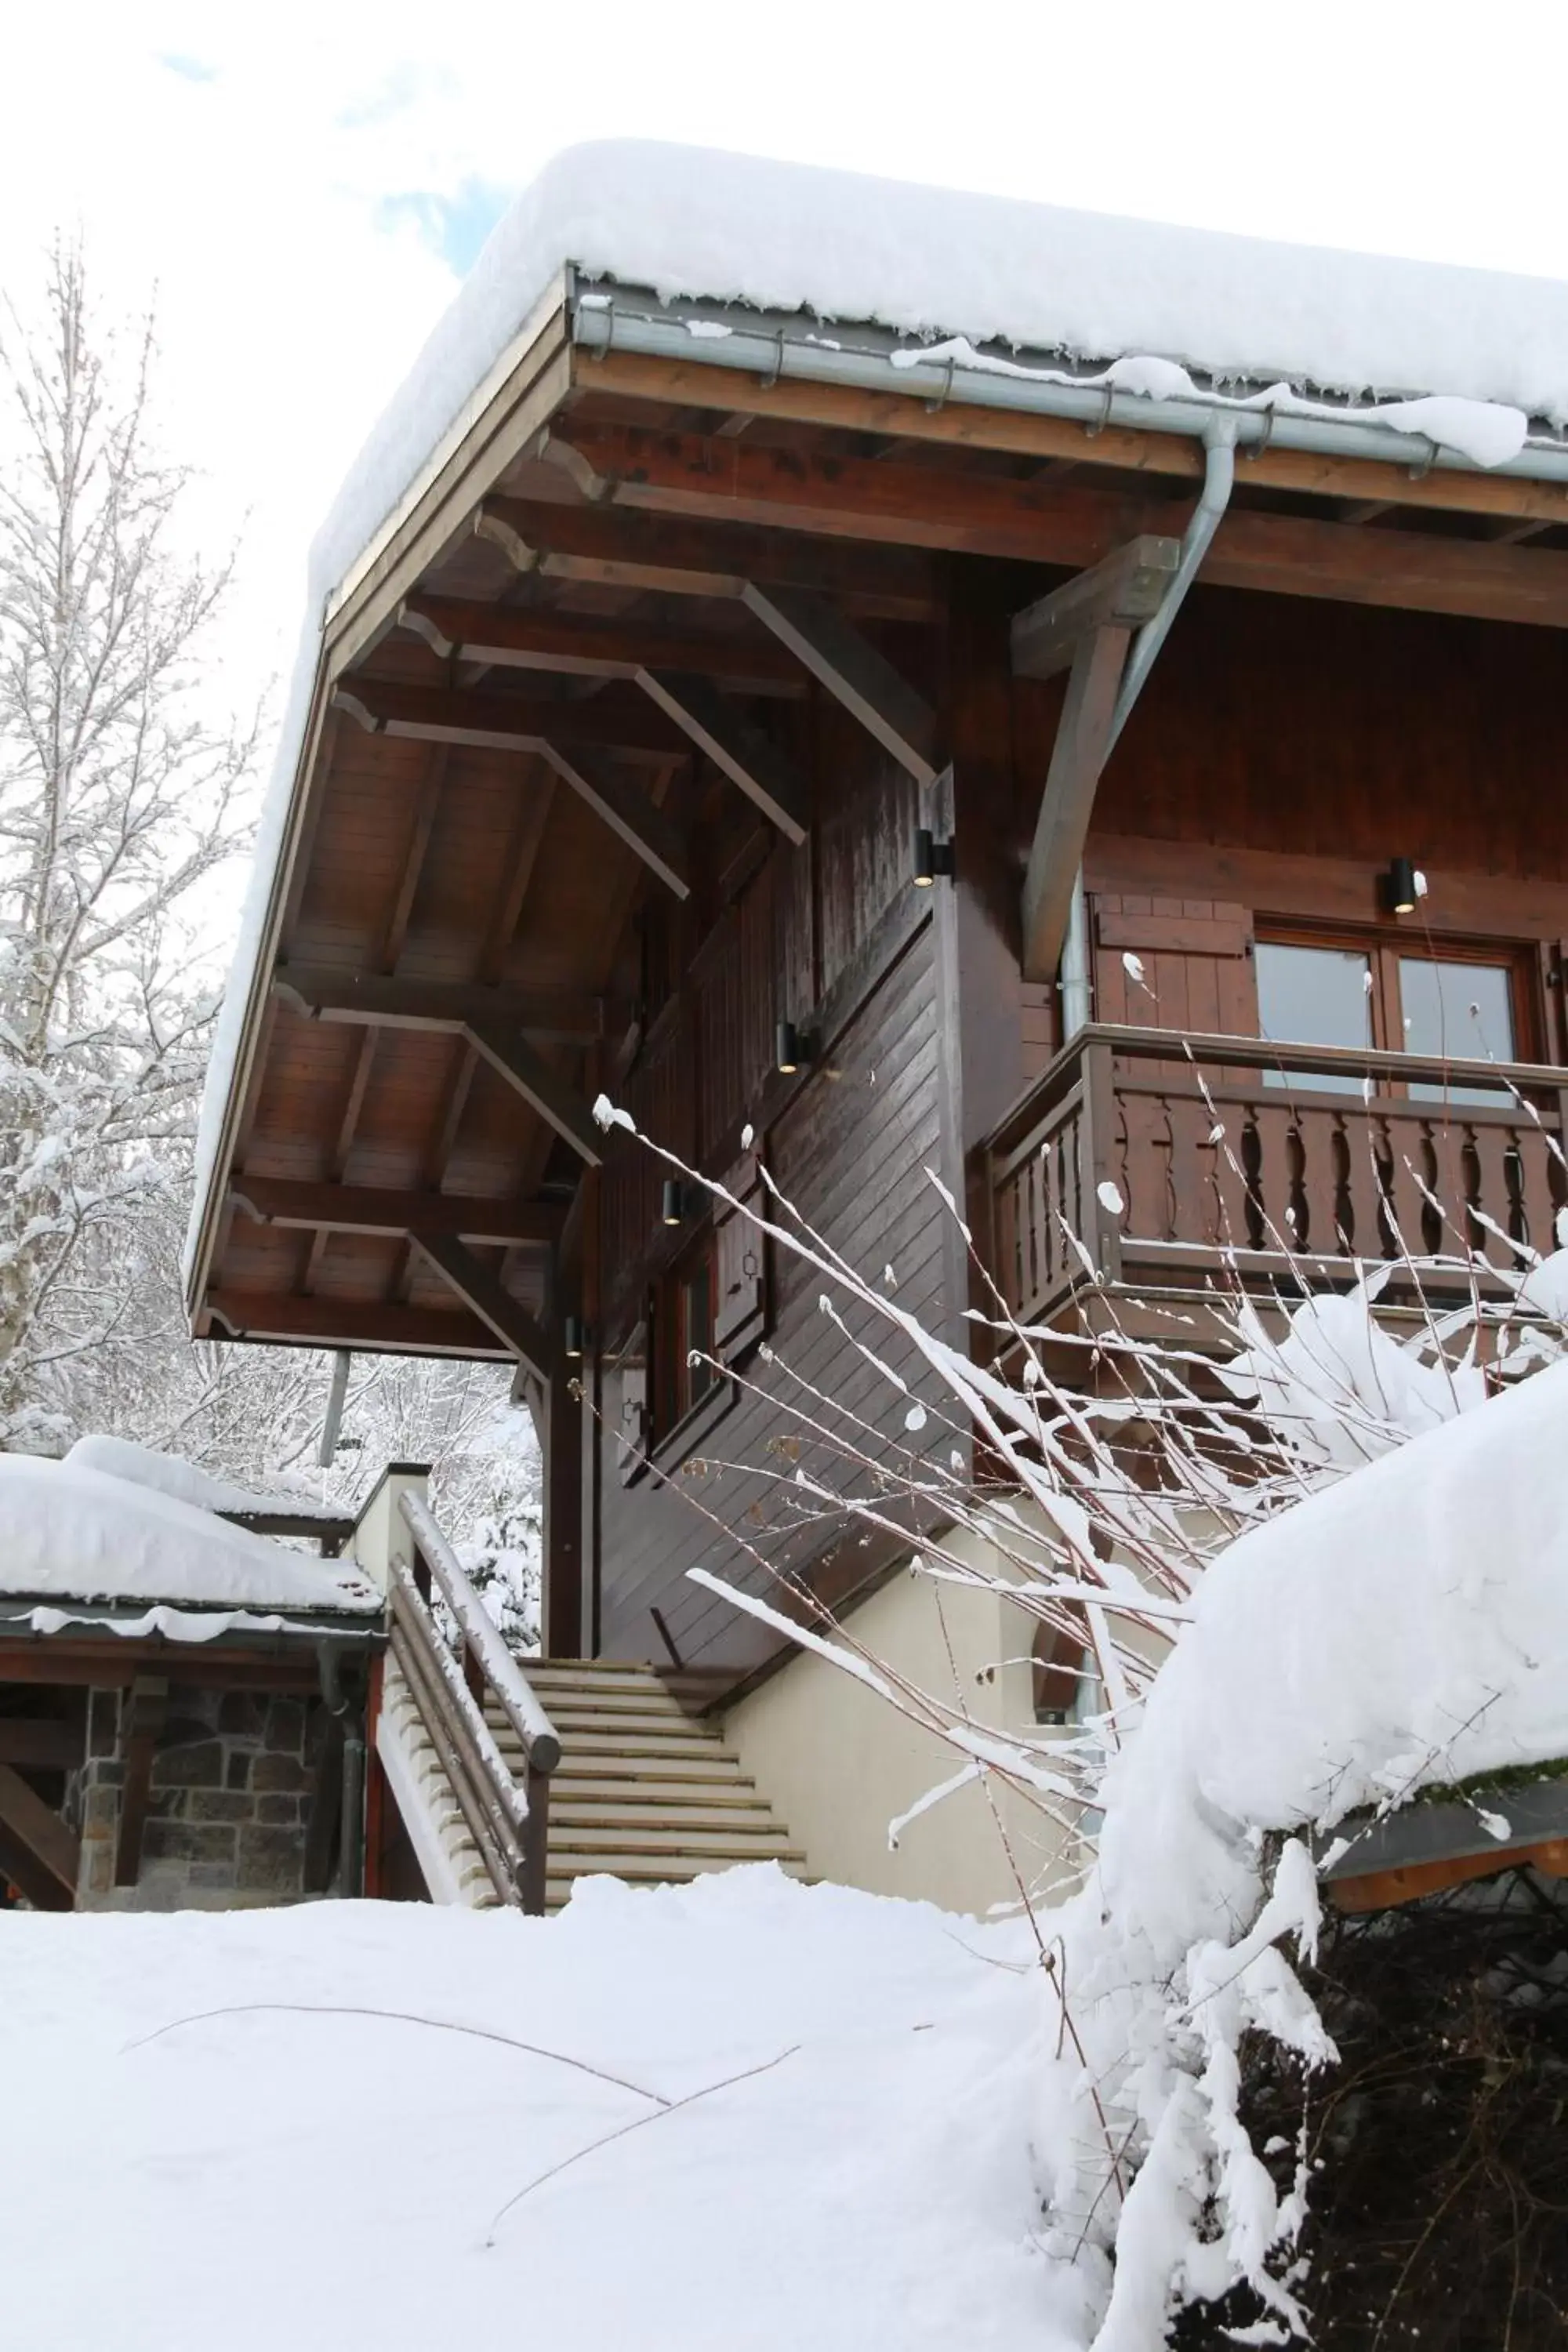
(1401, 959), (1514, 1105)
(1255, 942), (1372, 1091)
(681, 1258), (714, 1407)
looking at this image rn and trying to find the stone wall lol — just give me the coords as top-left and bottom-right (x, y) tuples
(74, 1682), (328, 1910)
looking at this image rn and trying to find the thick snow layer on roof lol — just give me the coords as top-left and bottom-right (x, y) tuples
(0, 1453), (376, 1613)
(64, 1433), (321, 1519)
(0, 1870), (1071, 2352)
(183, 143), (1568, 1286)
(1098, 1353), (1568, 1958)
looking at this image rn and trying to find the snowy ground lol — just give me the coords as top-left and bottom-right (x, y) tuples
(0, 1867), (1075, 2352)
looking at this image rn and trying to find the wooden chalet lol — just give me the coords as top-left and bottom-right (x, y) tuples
(183, 143), (1568, 1775)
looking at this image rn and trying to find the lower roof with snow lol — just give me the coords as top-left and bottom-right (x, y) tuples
(0, 1450), (379, 1624)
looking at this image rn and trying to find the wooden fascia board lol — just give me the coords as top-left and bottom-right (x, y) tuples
(463, 1022), (605, 1165)
(739, 581), (941, 785)
(1011, 536), (1181, 681)
(208, 1290), (513, 1359)
(573, 343), (1568, 533)
(229, 1178), (564, 1247)
(634, 670), (809, 843)
(1021, 623), (1131, 982)
(408, 1234), (556, 1383)
(324, 274), (573, 675)
(272, 967), (619, 1043)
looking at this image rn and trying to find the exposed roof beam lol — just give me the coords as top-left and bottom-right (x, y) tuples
(1022, 624), (1131, 983)
(230, 1178), (564, 1246)
(635, 671), (808, 843)
(535, 742), (691, 898)
(408, 1235), (555, 1384)
(0, 1721), (82, 1769)
(209, 1290), (512, 1358)
(739, 583), (940, 786)
(474, 497), (941, 624)
(332, 678), (684, 763)
(540, 419), (1568, 631)
(378, 746), (446, 971)
(399, 596), (800, 691)
(274, 968), (619, 1042)
(465, 1022), (605, 1165)
(1011, 537), (1181, 681)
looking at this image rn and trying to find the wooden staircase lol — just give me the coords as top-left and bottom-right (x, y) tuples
(493, 1661), (805, 1913)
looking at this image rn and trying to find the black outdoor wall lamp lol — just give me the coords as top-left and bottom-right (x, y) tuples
(563, 1315), (588, 1361)
(775, 1019), (817, 1075)
(1384, 857), (1421, 916)
(912, 827), (955, 887)
(660, 1180), (689, 1228)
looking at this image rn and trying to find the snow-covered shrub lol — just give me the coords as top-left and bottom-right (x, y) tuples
(594, 1095), (1568, 2345)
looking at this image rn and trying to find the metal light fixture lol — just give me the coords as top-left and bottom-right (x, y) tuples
(775, 1019), (814, 1075)
(912, 827), (956, 887)
(1385, 857), (1420, 916)
(563, 1315), (586, 1361)
(660, 1179), (687, 1228)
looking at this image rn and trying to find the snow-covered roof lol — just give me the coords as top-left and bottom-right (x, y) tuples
(183, 143), (1568, 1301)
(64, 1434), (328, 1520)
(0, 1452), (378, 1618)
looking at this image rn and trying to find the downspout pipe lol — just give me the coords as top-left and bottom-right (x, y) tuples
(1060, 420), (1239, 1042)
(1105, 416), (1238, 755)
(317, 1639), (365, 1899)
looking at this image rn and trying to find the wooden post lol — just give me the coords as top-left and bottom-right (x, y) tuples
(521, 1764), (551, 1916)
(114, 1675), (168, 1889)
(936, 558), (1025, 1351)
(542, 1355), (584, 1658)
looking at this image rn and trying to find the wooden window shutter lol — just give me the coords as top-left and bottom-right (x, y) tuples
(615, 1317), (651, 1486)
(713, 1152), (768, 1364)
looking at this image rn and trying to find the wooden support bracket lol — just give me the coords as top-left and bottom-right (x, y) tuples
(463, 1022), (604, 1165)
(1021, 623), (1132, 982)
(739, 581), (941, 785)
(0, 1762), (82, 1905)
(635, 670), (808, 844)
(409, 1235), (556, 1383)
(535, 742), (691, 898)
(1011, 535), (1181, 681)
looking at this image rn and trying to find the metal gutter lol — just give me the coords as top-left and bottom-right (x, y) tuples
(572, 296), (1568, 487)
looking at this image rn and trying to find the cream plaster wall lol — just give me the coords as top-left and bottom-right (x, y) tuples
(723, 1537), (1090, 1918)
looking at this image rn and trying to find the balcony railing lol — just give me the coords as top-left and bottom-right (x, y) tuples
(985, 1025), (1568, 1327)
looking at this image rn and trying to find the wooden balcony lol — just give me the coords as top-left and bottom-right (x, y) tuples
(985, 1025), (1568, 1328)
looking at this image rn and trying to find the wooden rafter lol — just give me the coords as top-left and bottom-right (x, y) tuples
(274, 968), (620, 1042)
(230, 1178), (564, 1245)
(1021, 625), (1132, 982)
(540, 418), (1568, 631)
(635, 672), (808, 844)
(377, 746), (447, 971)
(739, 582), (940, 786)
(332, 679), (685, 762)
(1011, 536), (1180, 681)
(474, 497), (941, 623)
(209, 1290), (512, 1357)
(399, 596), (800, 691)
(408, 1234), (555, 1382)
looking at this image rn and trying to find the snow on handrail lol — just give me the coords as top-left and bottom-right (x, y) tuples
(398, 1490), (562, 1773)
(387, 1559), (531, 1836)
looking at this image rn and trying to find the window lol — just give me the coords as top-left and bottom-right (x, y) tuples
(1256, 933), (1524, 1100)
(660, 1233), (718, 1436)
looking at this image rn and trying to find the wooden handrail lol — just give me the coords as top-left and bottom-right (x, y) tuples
(986, 1022), (1568, 1161)
(393, 1490), (561, 1913)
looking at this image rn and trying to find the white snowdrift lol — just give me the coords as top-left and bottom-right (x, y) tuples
(1101, 1348), (1568, 1958)
(0, 1452), (376, 1613)
(0, 1868), (1072, 2352)
(64, 1433), (321, 1519)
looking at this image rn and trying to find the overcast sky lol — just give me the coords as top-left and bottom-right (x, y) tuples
(5, 1), (1565, 800)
